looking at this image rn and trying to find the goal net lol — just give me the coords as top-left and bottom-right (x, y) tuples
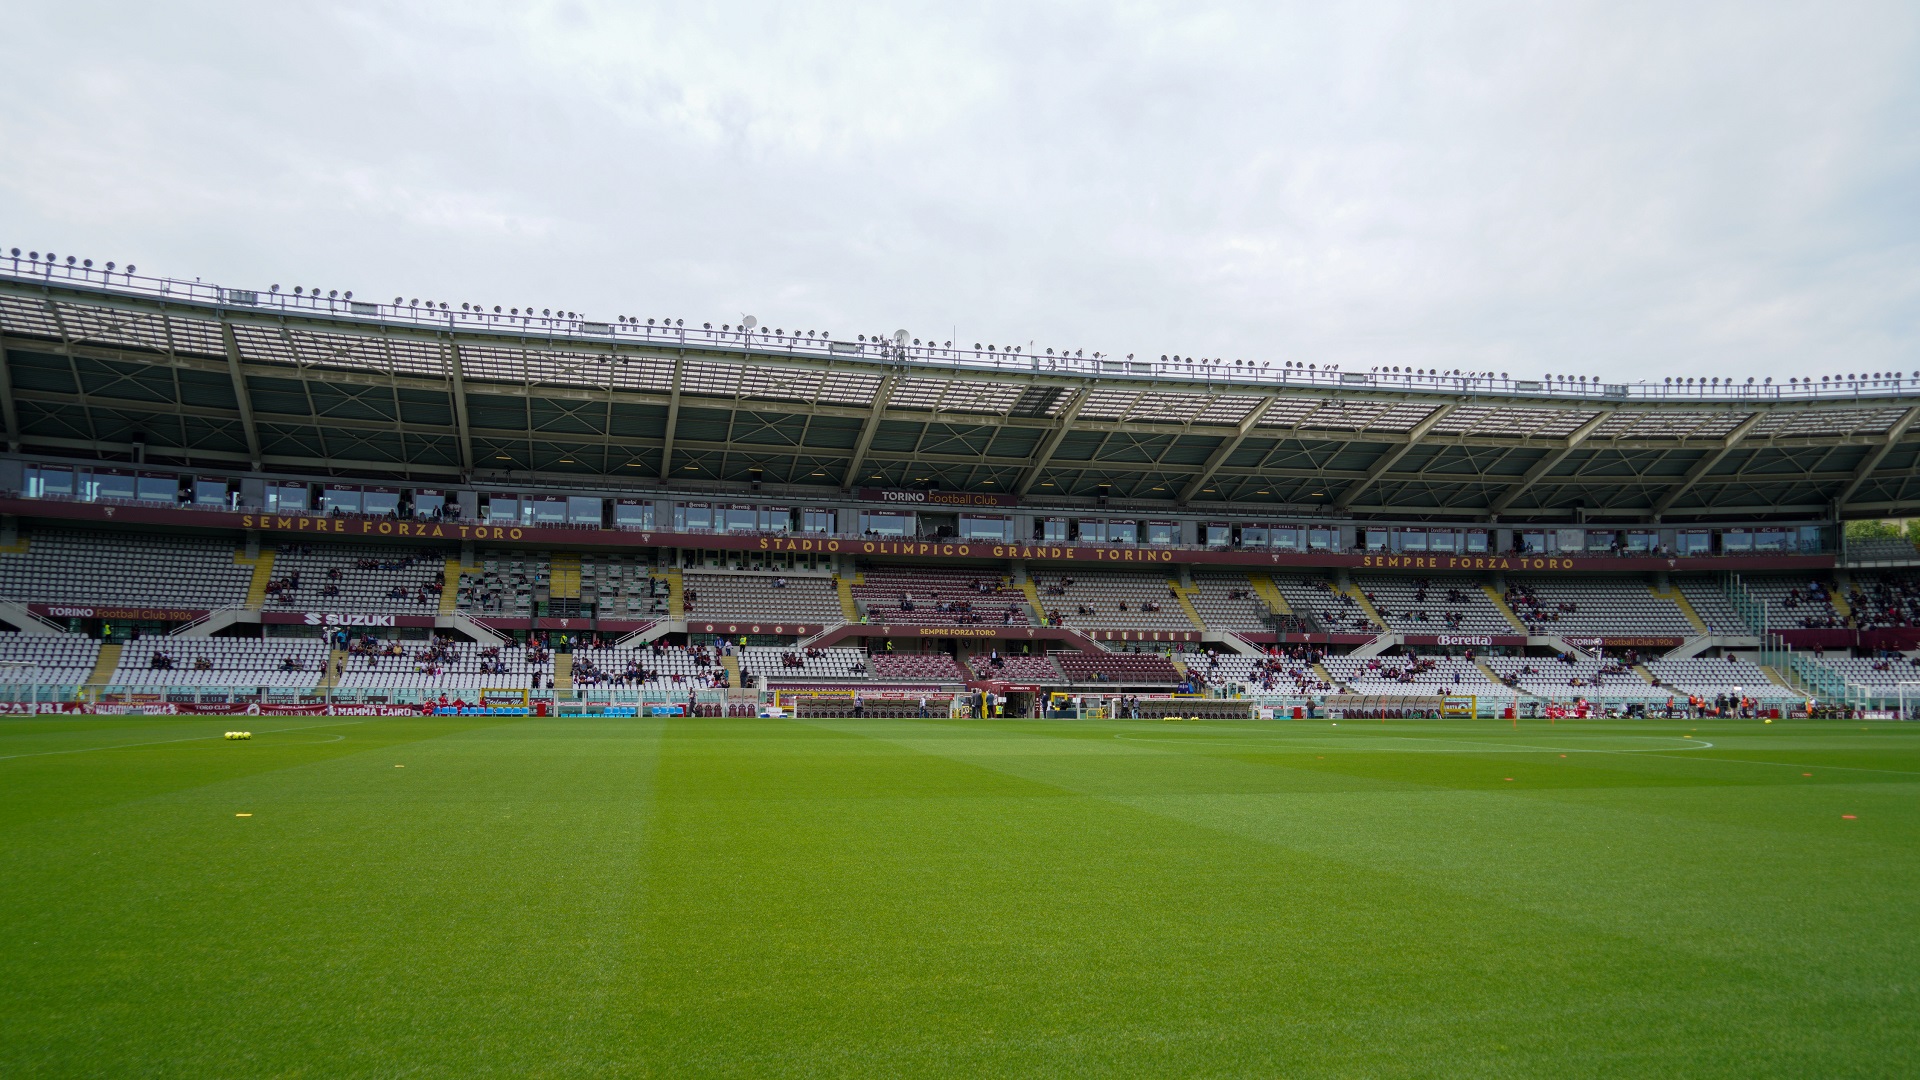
(479, 688), (531, 711)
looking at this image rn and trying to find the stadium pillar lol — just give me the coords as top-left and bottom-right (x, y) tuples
(1834, 405), (1919, 511)
(0, 340), (18, 452)
(446, 341), (475, 480)
(219, 322), (264, 471)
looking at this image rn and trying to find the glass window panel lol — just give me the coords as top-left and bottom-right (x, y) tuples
(136, 476), (177, 503)
(94, 473), (136, 500)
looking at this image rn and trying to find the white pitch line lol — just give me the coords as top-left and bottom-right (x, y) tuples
(1112, 732), (1716, 754)
(0, 718), (374, 762)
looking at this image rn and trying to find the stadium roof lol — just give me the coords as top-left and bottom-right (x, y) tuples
(1, 256), (1917, 522)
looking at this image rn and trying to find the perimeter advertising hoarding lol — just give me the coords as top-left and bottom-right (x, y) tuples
(0, 497), (1836, 573)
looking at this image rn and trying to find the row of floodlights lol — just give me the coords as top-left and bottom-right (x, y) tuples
(10, 249), (1920, 391)
(9, 250), (136, 276)
(1663, 374), (1917, 386)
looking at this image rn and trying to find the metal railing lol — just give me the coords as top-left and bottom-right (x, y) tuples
(6, 256), (1919, 404)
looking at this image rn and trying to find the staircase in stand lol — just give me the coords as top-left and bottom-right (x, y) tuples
(237, 548), (277, 609)
(84, 643), (122, 698)
(439, 558), (473, 616)
(719, 652), (743, 689)
(1653, 584), (1709, 635)
(319, 648), (347, 689)
(835, 572), (862, 622)
(549, 554), (582, 599)
(665, 568), (685, 621)
(1481, 584), (1529, 633)
(1251, 574), (1290, 615)
(1168, 581), (1207, 631)
(1339, 583), (1389, 631)
(553, 653), (573, 692)
(1826, 575), (1853, 622)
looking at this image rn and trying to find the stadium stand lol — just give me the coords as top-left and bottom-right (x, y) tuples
(1502, 577), (1698, 636)
(266, 543), (444, 612)
(567, 643), (730, 690)
(0, 531), (252, 608)
(853, 567), (1029, 626)
(741, 646), (869, 682)
(334, 636), (555, 692)
(580, 553), (664, 620)
(1051, 651), (1180, 684)
(1186, 571), (1271, 631)
(1032, 570), (1192, 631)
(1323, 654), (1491, 695)
(457, 552), (548, 617)
(683, 572), (841, 623)
(1645, 657), (1796, 701)
(869, 653), (969, 682)
(0, 632), (103, 689)
(112, 638), (328, 689)
(1744, 576), (1845, 630)
(967, 653), (1063, 681)
(1675, 578), (1748, 634)
(1271, 574), (1379, 632)
(1845, 538), (1920, 562)
(1845, 573), (1920, 629)
(1484, 656), (1661, 699)
(1808, 655), (1920, 691)
(1357, 576), (1512, 633)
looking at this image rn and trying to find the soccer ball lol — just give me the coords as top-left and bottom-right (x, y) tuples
(1764, 719), (1772, 724)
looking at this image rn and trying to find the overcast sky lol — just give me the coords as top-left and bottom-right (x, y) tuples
(4, 2), (1917, 384)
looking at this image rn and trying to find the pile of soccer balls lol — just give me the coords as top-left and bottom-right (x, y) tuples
(224, 731), (252, 741)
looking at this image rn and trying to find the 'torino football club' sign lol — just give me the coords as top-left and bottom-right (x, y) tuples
(857, 488), (1019, 508)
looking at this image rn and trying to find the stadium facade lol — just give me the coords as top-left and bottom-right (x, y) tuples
(0, 252), (1915, 716)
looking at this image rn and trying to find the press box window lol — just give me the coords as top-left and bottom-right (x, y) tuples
(959, 515), (1010, 540)
(614, 501), (654, 528)
(858, 512), (912, 537)
(1145, 522), (1178, 545)
(568, 497), (602, 526)
(674, 504), (713, 530)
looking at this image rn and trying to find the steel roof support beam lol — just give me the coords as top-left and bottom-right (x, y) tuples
(0, 340), (19, 452)
(659, 355), (684, 481)
(842, 374), (899, 490)
(1016, 388), (1090, 497)
(1651, 412), (1764, 516)
(1835, 405), (1919, 510)
(1178, 396), (1276, 504)
(219, 321), (263, 471)
(1333, 403), (1456, 510)
(1488, 409), (1615, 515)
(446, 342), (475, 480)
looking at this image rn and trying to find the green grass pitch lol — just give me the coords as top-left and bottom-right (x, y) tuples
(1, 714), (1915, 1077)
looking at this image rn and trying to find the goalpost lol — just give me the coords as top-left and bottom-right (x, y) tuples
(1899, 682), (1920, 722)
(479, 688), (531, 713)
